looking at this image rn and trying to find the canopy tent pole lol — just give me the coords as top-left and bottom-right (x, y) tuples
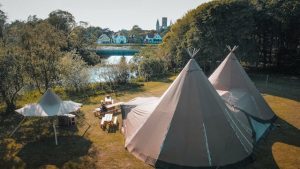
(72, 111), (91, 136)
(53, 120), (58, 145)
(9, 117), (26, 137)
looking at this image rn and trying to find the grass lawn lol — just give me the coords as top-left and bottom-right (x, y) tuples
(0, 75), (299, 169)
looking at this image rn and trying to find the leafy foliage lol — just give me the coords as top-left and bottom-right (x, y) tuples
(21, 20), (67, 92)
(59, 50), (89, 91)
(48, 10), (75, 33)
(161, 0), (300, 74)
(0, 45), (26, 112)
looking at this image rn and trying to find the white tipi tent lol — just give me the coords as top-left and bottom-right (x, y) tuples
(124, 50), (255, 168)
(209, 46), (276, 140)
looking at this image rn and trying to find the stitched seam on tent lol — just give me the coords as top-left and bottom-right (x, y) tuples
(224, 109), (252, 153)
(225, 108), (252, 148)
(224, 100), (254, 135)
(226, 93), (253, 135)
(229, 107), (252, 135)
(203, 123), (212, 166)
(234, 115), (252, 136)
(224, 108), (251, 153)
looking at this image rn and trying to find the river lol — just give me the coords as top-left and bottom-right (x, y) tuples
(89, 55), (134, 82)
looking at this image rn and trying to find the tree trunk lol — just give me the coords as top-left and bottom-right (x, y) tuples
(5, 100), (16, 113)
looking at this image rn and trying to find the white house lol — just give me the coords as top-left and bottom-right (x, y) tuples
(144, 33), (162, 44)
(112, 35), (127, 44)
(97, 34), (111, 44)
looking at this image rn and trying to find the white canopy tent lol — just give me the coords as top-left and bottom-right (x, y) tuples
(14, 89), (82, 145)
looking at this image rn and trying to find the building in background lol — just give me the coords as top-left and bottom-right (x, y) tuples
(162, 17), (168, 29)
(156, 19), (160, 33)
(112, 34), (127, 44)
(156, 17), (170, 33)
(169, 20), (173, 26)
(144, 33), (162, 44)
(97, 34), (111, 44)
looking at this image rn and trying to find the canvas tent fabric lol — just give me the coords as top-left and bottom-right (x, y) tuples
(208, 47), (275, 121)
(208, 47), (275, 141)
(121, 97), (159, 119)
(125, 59), (255, 168)
(122, 97), (160, 144)
(15, 89), (82, 116)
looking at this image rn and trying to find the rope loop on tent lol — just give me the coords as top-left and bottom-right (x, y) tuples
(186, 48), (200, 59)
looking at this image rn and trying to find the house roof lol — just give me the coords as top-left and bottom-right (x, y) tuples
(99, 34), (110, 40)
(146, 33), (161, 39)
(146, 33), (155, 38)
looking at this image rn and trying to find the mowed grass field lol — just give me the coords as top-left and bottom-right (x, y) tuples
(0, 75), (299, 169)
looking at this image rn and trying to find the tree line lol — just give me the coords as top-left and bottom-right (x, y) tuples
(157, 0), (300, 74)
(0, 7), (162, 113)
(0, 9), (107, 112)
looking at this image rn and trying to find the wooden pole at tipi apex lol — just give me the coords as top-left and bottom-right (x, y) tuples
(226, 45), (232, 51)
(226, 45), (239, 53)
(186, 47), (200, 59)
(232, 45), (239, 52)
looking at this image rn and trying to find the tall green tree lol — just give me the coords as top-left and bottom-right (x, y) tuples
(0, 46), (26, 112)
(68, 26), (100, 65)
(48, 10), (75, 33)
(0, 7), (7, 38)
(129, 25), (144, 43)
(0, 17), (27, 112)
(161, 0), (300, 74)
(21, 21), (67, 92)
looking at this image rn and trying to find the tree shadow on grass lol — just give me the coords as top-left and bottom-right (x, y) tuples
(252, 75), (300, 102)
(0, 111), (23, 139)
(231, 117), (300, 169)
(17, 135), (92, 168)
(11, 116), (80, 144)
(245, 117), (300, 169)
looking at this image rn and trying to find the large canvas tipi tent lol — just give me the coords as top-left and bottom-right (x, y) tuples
(125, 52), (255, 168)
(209, 46), (276, 140)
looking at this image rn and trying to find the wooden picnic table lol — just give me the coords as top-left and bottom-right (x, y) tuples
(94, 102), (124, 117)
(100, 114), (119, 132)
(100, 113), (113, 129)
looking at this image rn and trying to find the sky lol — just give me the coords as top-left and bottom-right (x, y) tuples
(1, 0), (209, 31)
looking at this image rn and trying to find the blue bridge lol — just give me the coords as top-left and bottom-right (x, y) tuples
(95, 47), (140, 56)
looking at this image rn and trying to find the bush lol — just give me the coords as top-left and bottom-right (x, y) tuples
(59, 50), (90, 91)
(97, 56), (130, 91)
(138, 57), (167, 81)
